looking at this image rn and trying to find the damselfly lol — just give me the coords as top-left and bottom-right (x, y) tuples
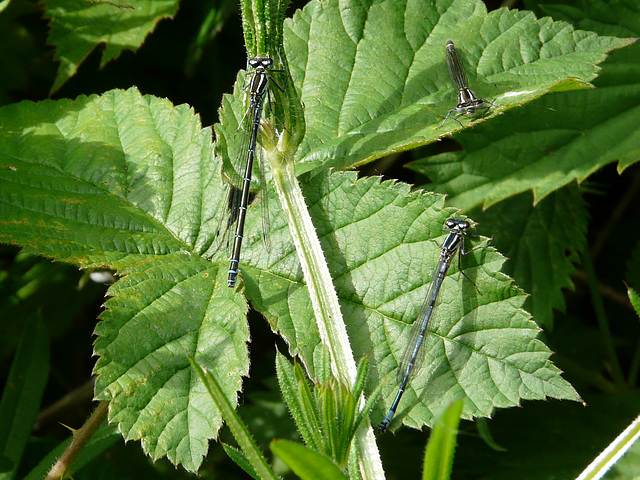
(220, 56), (284, 288)
(441, 40), (493, 127)
(379, 218), (475, 432)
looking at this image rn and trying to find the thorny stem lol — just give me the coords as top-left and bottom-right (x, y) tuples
(46, 401), (109, 480)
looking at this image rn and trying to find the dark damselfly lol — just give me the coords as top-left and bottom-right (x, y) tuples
(441, 40), (493, 127)
(379, 218), (475, 432)
(220, 56), (284, 288)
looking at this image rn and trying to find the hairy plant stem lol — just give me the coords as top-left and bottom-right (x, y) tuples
(266, 127), (385, 480)
(46, 401), (108, 480)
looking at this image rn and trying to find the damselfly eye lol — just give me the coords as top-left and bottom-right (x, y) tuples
(261, 58), (274, 68)
(248, 58), (260, 68)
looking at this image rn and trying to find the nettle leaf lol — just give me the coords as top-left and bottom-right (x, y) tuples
(283, 0), (628, 174)
(0, 88), (248, 472)
(44, 0), (179, 93)
(411, 39), (639, 211)
(470, 185), (588, 329)
(242, 170), (580, 430)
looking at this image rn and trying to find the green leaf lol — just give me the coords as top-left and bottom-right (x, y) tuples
(270, 439), (348, 480)
(93, 257), (247, 472)
(0, 88), (222, 265)
(277, 353), (367, 468)
(239, 0), (289, 57)
(352, 356), (369, 401)
(413, 39), (639, 211)
(276, 353), (324, 453)
(44, 0), (180, 93)
(468, 186), (587, 329)
(0, 88), (249, 472)
(628, 287), (640, 320)
(281, 0), (628, 174)
(353, 373), (385, 436)
(422, 400), (463, 480)
(193, 361), (278, 480)
(245, 170), (580, 431)
(2, 0), (591, 460)
(0, 315), (49, 478)
(222, 444), (260, 480)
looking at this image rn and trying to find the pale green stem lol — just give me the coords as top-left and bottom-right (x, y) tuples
(575, 413), (640, 480)
(266, 126), (385, 480)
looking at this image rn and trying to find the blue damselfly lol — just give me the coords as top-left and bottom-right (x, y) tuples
(220, 56), (284, 288)
(379, 218), (475, 432)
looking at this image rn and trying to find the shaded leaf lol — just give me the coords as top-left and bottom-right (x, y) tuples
(469, 186), (587, 329)
(576, 412), (640, 480)
(0, 1), (50, 104)
(23, 423), (121, 480)
(44, 0), (180, 92)
(534, 0), (640, 37)
(628, 287), (640, 320)
(455, 392), (640, 480)
(626, 240), (640, 293)
(0, 315), (49, 478)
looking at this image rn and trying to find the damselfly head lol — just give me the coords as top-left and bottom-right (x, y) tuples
(249, 56), (274, 69)
(444, 218), (470, 232)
